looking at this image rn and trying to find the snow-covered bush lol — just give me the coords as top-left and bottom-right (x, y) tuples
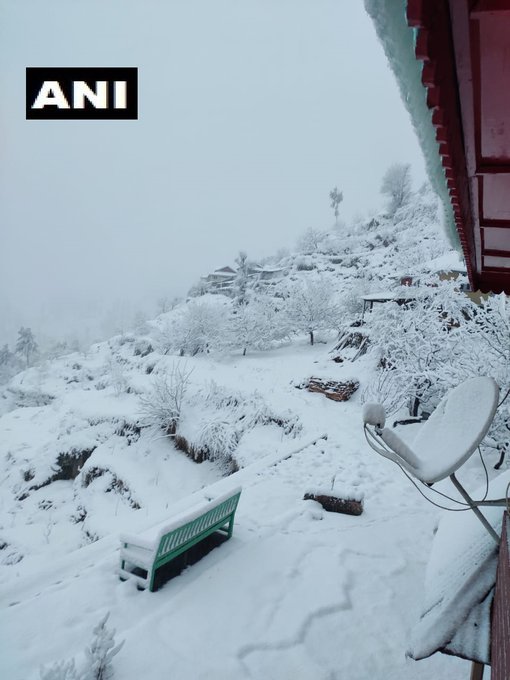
(139, 363), (192, 435)
(360, 367), (406, 417)
(177, 382), (301, 470)
(81, 613), (124, 680)
(196, 414), (240, 471)
(106, 358), (127, 396)
(340, 283), (368, 319)
(39, 613), (123, 680)
(40, 659), (79, 680)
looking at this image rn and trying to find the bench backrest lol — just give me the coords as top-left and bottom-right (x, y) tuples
(155, 491), (241, 561)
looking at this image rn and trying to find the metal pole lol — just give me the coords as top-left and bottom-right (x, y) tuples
(450, 474), (500, 543)
(470, 661), (484, 680)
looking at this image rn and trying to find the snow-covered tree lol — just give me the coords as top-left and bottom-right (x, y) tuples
(233, 251), (251, 305)
(366, 281), (478, 417)
(297, 228), (327, 255)
(132, 310), (149, 335)
(172, 300), (227, 356)
(0, 343), (12, 366)
(187, 280), (209, 298)
(81, 613), (124, 680)
(284, 278), (341, 345)
(15, 326), (38, 367)
(467, 295), (510, 461)
(0, 344), (20, 383)
(229, 301), (262, 356)
(156, 296), (180, 315)
(227, 295), (286, 355)
(381, 163), (412, 216)
(329, 186), (343, 225)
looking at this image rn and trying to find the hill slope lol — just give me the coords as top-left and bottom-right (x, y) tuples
(0, 193), (475, 679)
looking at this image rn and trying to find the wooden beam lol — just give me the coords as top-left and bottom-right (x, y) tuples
(471, 0), (510, 16)
(491, 512), (510, 680)
(469, 661), (483, 680)
(470, 661), (485, 680)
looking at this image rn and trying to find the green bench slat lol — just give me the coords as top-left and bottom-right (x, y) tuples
(120, 489), (241, 591)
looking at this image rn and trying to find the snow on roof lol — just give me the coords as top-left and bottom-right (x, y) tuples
(364, 0), (459, 251)
(362, 291), (417, 302)
(423, 251), (467, 274)
(260, 265), (285, 273)
(214, 266), (236, 274)
(409, 469), (510, 663)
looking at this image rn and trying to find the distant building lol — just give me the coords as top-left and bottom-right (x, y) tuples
(201, 266), (236, 293)
(201, 263), (286, 295)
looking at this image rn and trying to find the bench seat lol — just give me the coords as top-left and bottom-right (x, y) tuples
(119, 486), (242, 591)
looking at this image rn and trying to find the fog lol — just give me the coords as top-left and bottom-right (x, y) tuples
(0, 0), (428, 349)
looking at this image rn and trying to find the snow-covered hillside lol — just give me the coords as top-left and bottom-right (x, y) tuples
(1, 191), (499, 679)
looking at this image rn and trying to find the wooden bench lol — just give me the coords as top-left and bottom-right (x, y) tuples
(119, 487), (242, 591)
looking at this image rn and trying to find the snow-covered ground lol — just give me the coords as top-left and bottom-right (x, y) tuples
(2, 195), (503, 679)
(0, 337), (476, 679)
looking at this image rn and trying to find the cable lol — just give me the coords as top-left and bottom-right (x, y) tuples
(478, 446), (489, 503)
(396, 463), (472, 512)
(497, 387), (510, 409)
(364, 425), (472, 510)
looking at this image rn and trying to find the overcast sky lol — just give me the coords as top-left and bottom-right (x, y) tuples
(0, 0), (428, 346)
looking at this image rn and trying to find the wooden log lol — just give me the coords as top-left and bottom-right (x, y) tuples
(304, 493), (363, 516)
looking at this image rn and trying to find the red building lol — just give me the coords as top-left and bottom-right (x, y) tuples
(366, 0), (510, 295)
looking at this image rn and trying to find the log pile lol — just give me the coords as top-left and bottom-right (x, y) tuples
(304, 378), (359, 402)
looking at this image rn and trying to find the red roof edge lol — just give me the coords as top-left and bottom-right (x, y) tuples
(406, 0), (480, 293)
